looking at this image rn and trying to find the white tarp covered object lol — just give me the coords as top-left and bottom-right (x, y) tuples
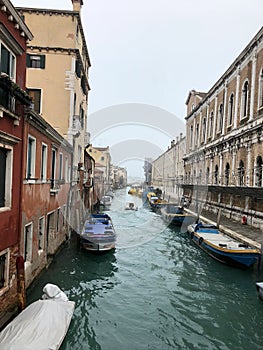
(0, 284), (75, 350)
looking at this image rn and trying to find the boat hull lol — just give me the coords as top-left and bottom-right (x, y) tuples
(188, 224), (260, 269)
(80, 214), (116, 253)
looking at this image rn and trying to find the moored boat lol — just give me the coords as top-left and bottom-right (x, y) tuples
(160, 203), (196, 226)
(0, 283), (75, 350)
(187, 222), (261, 269)
(256, 282), (263, 301)
(79, 213), (116, 252)
(100, 195), (112, 207)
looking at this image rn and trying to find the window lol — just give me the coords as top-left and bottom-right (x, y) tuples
(1, 44), (15, 79)
(218, 104), (223, 132)
(26, 54), (45, 69)
(241, 81), (249, 119)
(0, 250), (9, 292)
(202, 117), (206, 142)
(228, 94), (234, 126)
(78, 146), (82, 162)
(38, 217), (45, 250)
(0, 144), (13, 209)
(238, 160), (245, 186)
(101, 156), (104, 161)
(195, 123), (199, 146)
(59, 153), (63, 180)
(190, 125), (193, 149)
(259, 68), (263, 109)
(51, 149), (56, 189)
(209, 111), (214, 138)
(255, 156), (262, 187)
(214, 165), (219, 184)
(27, 89), (41, 114)
(65, 156), (69, 182)
(225, 163), (230, 186)
(41, 143), (47, 181)
(24, 223), (33, 263)
(26, 136), (36, 179)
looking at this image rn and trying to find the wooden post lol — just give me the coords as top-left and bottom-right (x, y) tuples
(216, 208), (222, 228)
(16, 256), (26, 311)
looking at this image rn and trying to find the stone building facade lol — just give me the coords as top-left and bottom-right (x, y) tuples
(151, 133), (186, 201)
(183, 27), (263, 228)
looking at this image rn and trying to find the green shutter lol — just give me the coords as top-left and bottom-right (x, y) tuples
(40, 55), (45, 69)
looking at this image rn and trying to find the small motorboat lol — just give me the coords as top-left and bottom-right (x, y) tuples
(0, 283), (74, 349)
(79, 213), (116, 252)
(187, 222), (261, 269)
(160, 203), (196, 226)
(256, 282), (263, 301)
(100, 195), (112, 207)
(125, 202), (138, 211)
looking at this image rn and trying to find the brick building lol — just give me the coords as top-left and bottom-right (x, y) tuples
(0, 0), (33, 318)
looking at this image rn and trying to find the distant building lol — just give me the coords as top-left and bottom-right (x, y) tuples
(111, 165), (127, 189)
(183, 27), (263, 228)
(0, 0), (33, 318)
(144, 158), (152, 185)
(86, 145), (112, 198)
(151, 134), (185, 201)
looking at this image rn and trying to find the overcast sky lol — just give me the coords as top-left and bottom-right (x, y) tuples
(13, 0), (263, 177)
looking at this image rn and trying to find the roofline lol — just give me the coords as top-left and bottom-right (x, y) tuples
(15, 7), (91, 66)
(1, 0), (33, 40)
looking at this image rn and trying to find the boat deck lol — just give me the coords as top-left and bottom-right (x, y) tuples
(185, 208), (262, 250)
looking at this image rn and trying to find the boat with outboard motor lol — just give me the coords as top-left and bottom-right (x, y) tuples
(187, 222), (261, 269)
(79, 213), (116, 252)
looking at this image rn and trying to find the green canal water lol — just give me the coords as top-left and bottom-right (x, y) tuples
(27, 189), (263, 350)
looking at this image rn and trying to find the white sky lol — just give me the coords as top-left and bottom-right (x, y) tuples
(13, 0), (263, 177)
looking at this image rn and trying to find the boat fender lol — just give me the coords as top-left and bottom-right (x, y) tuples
(198, 237), (203, 245)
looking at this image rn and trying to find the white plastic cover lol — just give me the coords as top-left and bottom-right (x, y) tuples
(42, 283), (69, 302)
(0, 299), (75, 350)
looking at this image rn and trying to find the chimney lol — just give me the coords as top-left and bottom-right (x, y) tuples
(72, 0), (83, 12)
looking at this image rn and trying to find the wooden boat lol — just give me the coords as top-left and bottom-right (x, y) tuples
(256, 282), (263, 301)
(187, 222), (261, 269)
(160, 203), (196, 226)
(125, 202), (138, 211)
(0, 283), (74, 350)
(79, 213), (116, 252)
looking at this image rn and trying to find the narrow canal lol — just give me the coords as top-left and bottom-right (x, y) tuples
(27, 189), (263, 350)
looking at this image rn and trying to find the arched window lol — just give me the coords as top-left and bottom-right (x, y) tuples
(209, 111), (214, 138)
(218, 103), (223, 132)
(238, 160), (245, 186)
(190, 125), (193, 149)
(202, 117), (206, 142)
(241, 81), (249, 118)
(255, 156), (262, 187)
(225, 163), (230, 186)
(195, 123), (199, 146)
(259, 68), (263, 109)
(206, 167), (209, 183)
(214, 165), (218, 184)
(228, 94), (234, 126)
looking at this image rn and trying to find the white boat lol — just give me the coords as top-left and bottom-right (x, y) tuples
(0, 283), (75, 350)
(80, 213), (116, 252)
(256, 282), (263, 301)
(100, 195), (112, 207)
(125, 202), (138, 211)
